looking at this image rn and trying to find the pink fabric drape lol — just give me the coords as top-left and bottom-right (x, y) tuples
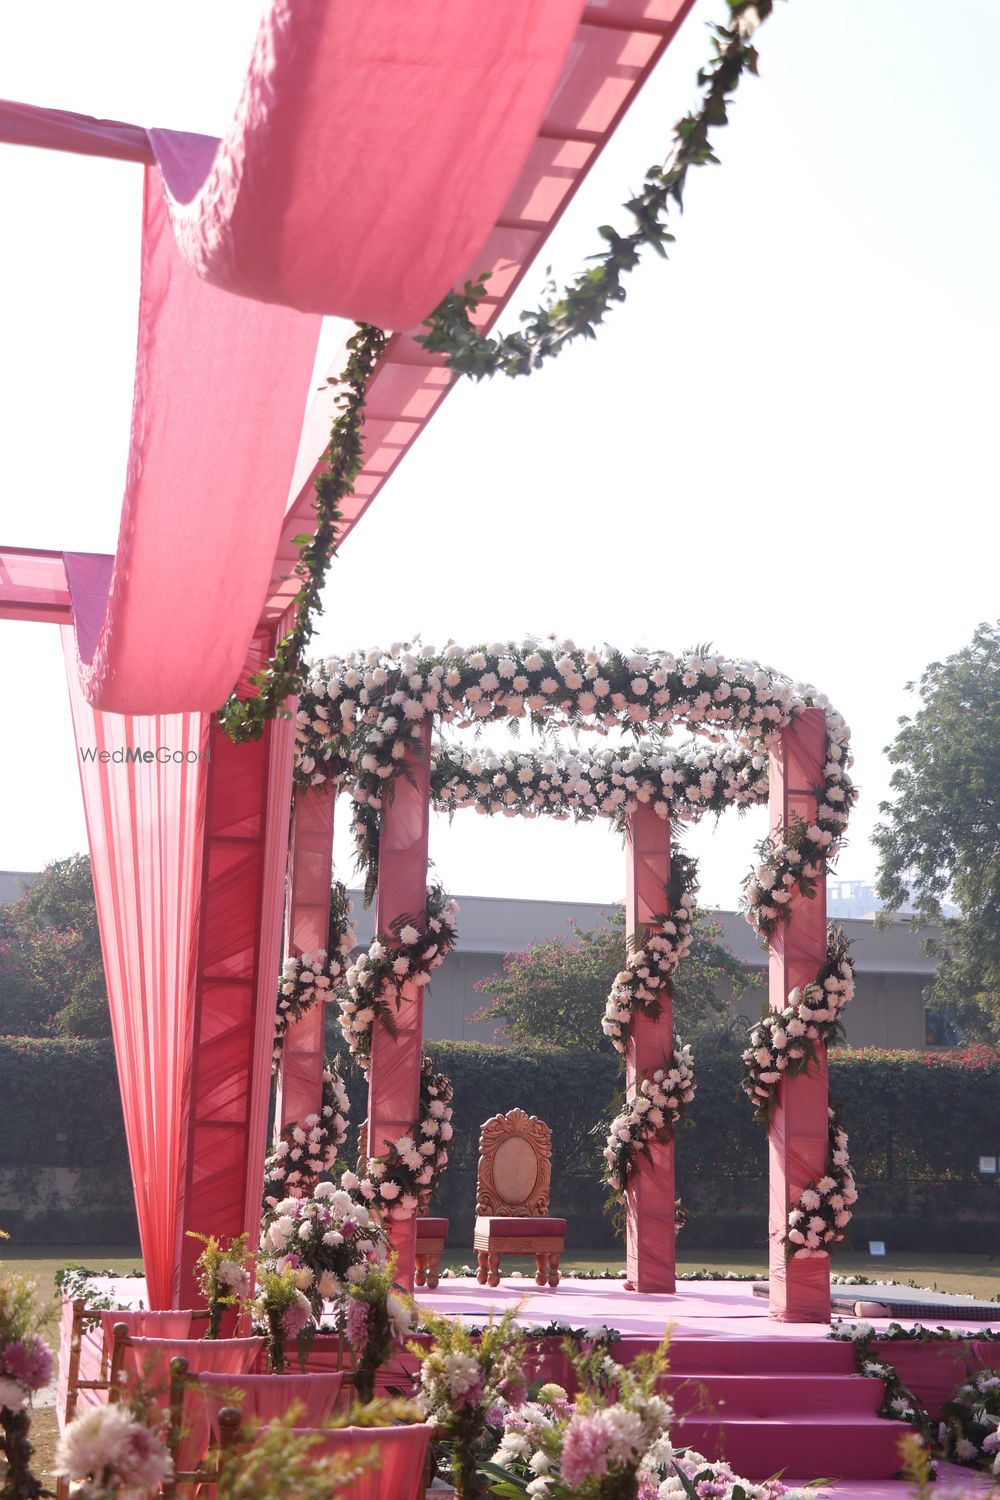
(201, 1371), (345, 1437)
(63, 171), (321, 715)
(624, 802), (675, 1293)
(367, 719), (431, 1293)
(275, 785), (336, 1132)
(768, 708), (831, 1323)
(285, 1426), (431, 1500)
(99, 1309), (194, 1347)
(150, 0), (586, 330)
(63, 626), (211, 1310)
(122, 1335), (264, 1474)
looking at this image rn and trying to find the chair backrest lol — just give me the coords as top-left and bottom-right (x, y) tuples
(475, 1108), (552, 1217)
(284, 1424), (431, 1500)
(199, 1370), (347, 1438)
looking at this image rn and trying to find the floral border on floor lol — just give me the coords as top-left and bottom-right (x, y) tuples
(345, 1054), (454, 1218)
(740, 926), (855, 1123)
(273, 883), (358, 1069)
(263, 1064), (350, 1207)
(334, 886), (459, 1071)
(601, 1045), (696, 1203)
(782, 1106), (857, 1258)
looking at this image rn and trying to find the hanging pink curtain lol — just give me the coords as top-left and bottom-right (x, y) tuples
(63, 629), (210, 1310)
(150, 0), (586, 330)
(61, 170), (321, 716)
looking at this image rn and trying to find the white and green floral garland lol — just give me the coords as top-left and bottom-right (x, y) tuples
(344, 1055), (454, 1219)
(740, 927), (855, 1123)
(273, 883), (358, 1069)
(263, 1065), (350, 1207)
(601, 855), (697, 1054)
(782, 1108), (857, 1258)
(335, 886), (459, 1071)
(292, 639), (855, 926)
(601, 1045), (696, 1201)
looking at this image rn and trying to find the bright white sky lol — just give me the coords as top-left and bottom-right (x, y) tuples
(1, 0), (997, 912)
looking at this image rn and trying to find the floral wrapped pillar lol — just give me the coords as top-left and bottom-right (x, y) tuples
(367, 718), (432, 1293)
(768, 708), (831, 1322)
(275, 785), (336, 1132)
(625, 801), (676, 1293)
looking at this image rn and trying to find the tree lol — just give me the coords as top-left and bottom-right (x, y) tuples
(874, 621), (1000, 1041)
(472, 904), (759, 1050)
(0, 855), (110, 1038)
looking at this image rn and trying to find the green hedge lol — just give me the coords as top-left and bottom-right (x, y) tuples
(4, 1033), (1000, 1250)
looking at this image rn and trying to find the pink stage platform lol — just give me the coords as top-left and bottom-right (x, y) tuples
(412, 1278), (1000, 1494)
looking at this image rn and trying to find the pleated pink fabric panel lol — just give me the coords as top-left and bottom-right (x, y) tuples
(149, 0), (586, 329)
(201, 1371), (345, 1436)
(64, 170), (321, 715)
(62, 625), (211, 1309)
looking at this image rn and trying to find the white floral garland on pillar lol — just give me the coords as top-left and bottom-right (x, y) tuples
(273, 883), (358, 1070)
(601, 854), (698, 1053)
(601, 1045), (696, 1201)
(345, 1057), (454, 1220)
(263, 1065), (350, 1206)
(782, 1108), (858, 1257)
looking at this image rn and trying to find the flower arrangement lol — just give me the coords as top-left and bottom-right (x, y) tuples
(259, 1181), (387, 1323)
(601, 857), (697, 1054)
(487, 1339), (675, 1499)
(263, 1064), (350, 1206)
(342, 1257), (414, 1402)
(252, 1265), (315, 1374)
(415, 1307), (528, 1499)
(642, 1438), (804, 1498)
(292, 641), (853, 930)
(273, 883), (358, 1068)
(1, 1273), (52, 1500)
(939, 1368), (1000, 1473)
(601, 1048), (696, 1203)
(345, 1054), (454, 1218)
(335, 887), (459, 1067)
(431, 740), (769, 829)
(186, 1230), (253, 1339)
(740, 928), (855, 1123)
(782, 1107), (857, 1259)
(53, 1395), (173, 1500)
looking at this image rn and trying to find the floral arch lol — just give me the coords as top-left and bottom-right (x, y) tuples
(275, 639), (857, 1317)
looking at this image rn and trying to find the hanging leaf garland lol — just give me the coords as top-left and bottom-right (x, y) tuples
(218, 2), (779, 740)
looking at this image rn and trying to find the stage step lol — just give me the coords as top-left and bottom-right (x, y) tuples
(660, 1372), (884, 1420)
(672, 1415), (906, 1481)
(667, 1337), (857, 1376)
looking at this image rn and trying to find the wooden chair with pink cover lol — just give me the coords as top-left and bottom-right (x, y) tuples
(280, 1423), (432, 1500)
(473, 1108), (566, 1287)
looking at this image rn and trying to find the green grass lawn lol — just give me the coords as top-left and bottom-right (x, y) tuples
(6, 1241), (998, 1303)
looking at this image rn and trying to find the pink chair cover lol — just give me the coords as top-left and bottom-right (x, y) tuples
(121, 1335), (264, 1476)
(284, 1425), (431, 1500)
(200, 1371), (345, 1439)
(100, 1309), (194, 1347)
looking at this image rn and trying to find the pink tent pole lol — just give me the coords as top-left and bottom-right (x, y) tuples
(367, 719), (431, 1294)
(173, 627), (296, 1306)
(767, 707), (831, 1323)
(275, 786), (337, 1133)
(624, 802), (676, 1294)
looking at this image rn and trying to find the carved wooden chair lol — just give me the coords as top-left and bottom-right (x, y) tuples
(473, 1109), (566, 1287)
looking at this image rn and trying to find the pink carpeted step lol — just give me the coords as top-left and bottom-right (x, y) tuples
(667, 1337), (857, 1376)
(673, 1415), (908, 1481)
(660, 1372), (884, 1420)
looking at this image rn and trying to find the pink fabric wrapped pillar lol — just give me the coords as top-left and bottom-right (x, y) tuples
(624, 803), (675, 1293)
(175, 628), (297, 1305)
(367, 720), (431, 1293)
(275, 785), (336, 1132)
(768, 708), (831, 1323)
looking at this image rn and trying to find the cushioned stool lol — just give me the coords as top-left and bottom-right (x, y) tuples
(415, 1217), (448, 1289)
(472, 1108), (566, 1287)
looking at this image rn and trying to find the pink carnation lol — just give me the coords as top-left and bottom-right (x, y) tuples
(561, 1413), (610, 1488)
(1, 1336), (53, 1392)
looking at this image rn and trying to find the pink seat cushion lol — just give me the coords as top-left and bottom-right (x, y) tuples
(476, 1217), (566, 1237)
(416, 1218), (448, 1238)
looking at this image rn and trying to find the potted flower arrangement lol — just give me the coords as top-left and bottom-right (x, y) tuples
(342, 1258), (413, 1402)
